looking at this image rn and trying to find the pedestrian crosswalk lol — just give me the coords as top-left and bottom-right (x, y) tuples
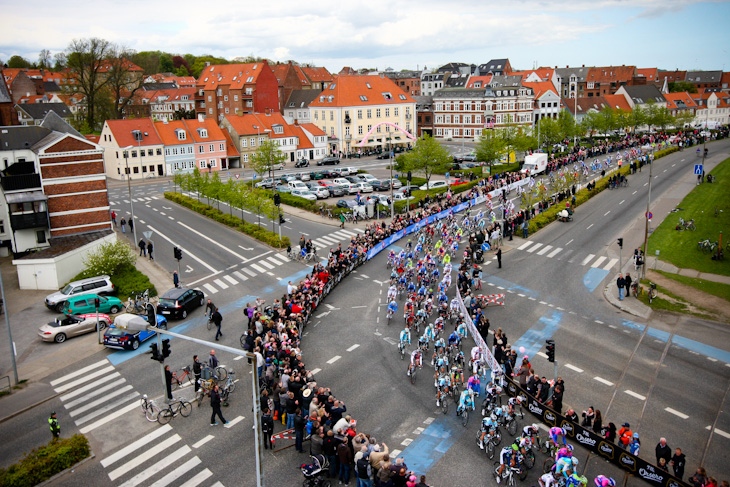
(310, 228), (365, 251)
(51, 360), (225, 487)
(197, 251), (291, 294)
(516, 240), (619, 271)
(109, 196), (160, 206)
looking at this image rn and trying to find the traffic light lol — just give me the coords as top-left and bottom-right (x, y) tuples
(617, 238), (623, 248)
(150, 343), (162, 362)
(407, 171), (412, 182)
(161, 339), (171, 359)
(173, 246), (183, 261)
(94, 298), (100, 309)
(546, 339), (555, 363)
(274, 193), (281, 206)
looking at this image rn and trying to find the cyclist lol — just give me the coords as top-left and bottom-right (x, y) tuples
(399, 326), (411, 350)
(448, 330), (460, 349)
(555, 456), (579, 479)
(550, 426), (568, 448)
(435, 367), (452, 407)
(387, 299), (398, 320)
(594, 476), (615, 487)
(566, 472), (587, 487)
(506, 394), (524, 415)
(407, 280), (417, 294)
(478, 413), (498, 449)
(387, 284), (398, 301)
(522, 423), (540, 444)
(456, 319), (468, 340)
(422, 322), (436, 345)
(457, 388), (474, 415)
(467, 372), (481, 397)
(540, 472), (557, 487)
(451, 362), (464, 386)
(408, 348), (423, 377)
(205, 299), (216, 320)
(556, 444), (574, 464)
(496, 444), (518, 482)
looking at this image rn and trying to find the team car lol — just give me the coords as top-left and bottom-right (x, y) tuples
(103, 313), (167, 350)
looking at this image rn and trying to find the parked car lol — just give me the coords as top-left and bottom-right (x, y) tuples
(39, 313), (112, 343)
(309, 171), (328, 180)
(275, 184), (291, 193)
(336, 199), (358, 209)
(305, 183), (330, 199)
(367, 194), (391, 206)
(295, 158), (310, 168)
(45, 275), (115, 313)
(399, 184), (421, 195)
(103, 313), (167, 350)
(287, 181), (308, 191)
(392, 192), (415, 201)
(353, 182), (374, 193)
(369, 179), (390, 191)
(291, 189), (318, 201)
(339, 167), (358, 176)
(346, 175), (366, 184)
(272, 162), (286, 170)
(450, 178), (470, 187)
(255, 177), (275, 189)
(360, 174), (379, 183)
(295, 172), (311, 181)
(320, 183), (347, 197)
(317, 156), (340, 166)
(376, 152), (392, 159)
(62, 294), (123, 316)
(332, 177), (351, 187)
(419, 180), (448, 191)
(389, 179), (403, 189)
(156, 287), (205, 319)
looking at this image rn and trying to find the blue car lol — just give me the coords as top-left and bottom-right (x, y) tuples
(103, 313), (167, 350)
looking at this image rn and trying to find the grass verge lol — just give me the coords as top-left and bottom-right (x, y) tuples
(0, 434), (91, 487)
(647, 157), (730, 276)
(655, 270), (730, 303)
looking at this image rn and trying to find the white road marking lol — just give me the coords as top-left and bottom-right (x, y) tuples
(203, 283), (218, 294)
(401, 438), (413, 446)
(233, 356), (244, 361)
(347, 344), (360, 352)
(619, 200), (625, 205)
(148, 225), (218, 273)
(79, 400), (142, 434)
(643, 182), (648, 187)
(591, 256), (607, 268)
(178, 222), (246, 260)
(517, 293), (526, 297)
(518, 241), (534, 250)
(603, 258), (618, 270)
(665, 407), (688, 419)
(536, 352), (548, 359)
(193, 435), (215, 449)
(539, 301), (547, 305)
(624, 390), (646, 400)
(527, 243), (543, 253)
(596, 320), (604, 324)
(224, 275), (239, 285)
(537, 245), (552, 256)
(54, 366), (116, 393)
(225, 415), (245, 428)
(632, 191), (637, 195)
(586, 224), (594, 230)
(424, 417), (435, 424)
(117, 445), (191, 487)
(707, 357), (718, 362)
(565, 364), (584, 373)
(705, 426), (730, 439)
(101, 425), (173, 467)
(250, 264), (266, 273)
(148, 457), (201, 487)
(565, 239), (573, 245)
(581, 254), (595, 266)
(60, 374), (122, 402)
(390, 449), (402, 459)
(547, 247), (562, 258)
(327, 356), (341, 364)
(213, 279), (229, 290)
(414, 427), (425, 434)
(242, 268), (257, 277)
(310, 368), (321, 375)
(604, 211), (611, 216)
(51, 359), (109, 386)
(593, 376), (614, 386)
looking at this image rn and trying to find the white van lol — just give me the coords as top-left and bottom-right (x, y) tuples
(287, 181), (308, 191)
(520, 153), (548, 175)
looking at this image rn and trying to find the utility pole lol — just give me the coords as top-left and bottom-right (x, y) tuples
(617, 238), (624, 274)
(641, 151), (654, 279)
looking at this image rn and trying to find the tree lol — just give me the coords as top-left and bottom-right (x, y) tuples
(53, 52), (67, 70)
(245, 189), (278, 227)
(38, 49), (52, 69)
(159, 53), (174, 73)
(104, 46), (145, 119)
(172, 171), (185, 193)
(625, 108), (646, 134)
(399, 134), (450, 189)
(188, 167), (204, 202)
(673, 110), (695, 129)
(250, 140), (286, 184)
(557, 110), (578, 143)
(475, 129), (506, 167)
(221, 178), (238, 216)
(82, 240), (136, 276)
(65, 37), (114, 130)
(668, 81), (697, 94)
(536, 117), (562, 151)
(172, 56), (191, 75)
(173, 107), (196, 120)
(7, 55), (31, 69)
(206, 172), (223, 211)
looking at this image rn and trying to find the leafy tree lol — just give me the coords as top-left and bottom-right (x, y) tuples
(159, 53), (174, 73)
(557, 110), (578, 143)
(536, 117), (562, 151)
(172, 56), (191, 75)
(221, 178), (238, 216)
(7, 55), (31, 68)
(245, 189), (278, 227)
(250, 139), (286, 183)
(188, 167), (204, 202)
(172, 171), (185, 193)
(399, 134), (450, 189)
(53, 52), (67, 70)
(673, 110), (695, 129)
(131, 50), (162, 74)
(475, 129), (506, 167)
(82, 240), (136, 276)
(668, 81), (697, 93)
(65, 37), (114, 130)
(173, 107), (196, 120)
(206, 172), (223, 211)
(625, 108), (646, 134)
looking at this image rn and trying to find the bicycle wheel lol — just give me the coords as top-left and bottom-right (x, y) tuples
(543, 457), (555, 474)
(179, 401), (192, 417)
(207, 319), (212, 331)
(171, 373), (181, 391)
(507, 418), (517, 436)
(494, 431), (502, 446)
(453, 384), (460, 403)
(145, 404), (160, 422)
(158, 408), (173, 424)
(524, 450), (535, 469)
(215, 367), (228, 381)
(462, 409), (469, 427)
(441, 400), (448, 414)
(487, 439), (495, 459)
(400, 346), (405, 360)
(518, 467), (528, 481)
(140, 397), (149, 414)
(410, 367), (417, 385)
(240, 334), (247, 348)
(510, 473), (517, 487)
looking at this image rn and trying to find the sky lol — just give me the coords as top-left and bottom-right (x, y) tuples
(1, 0), (729, 73)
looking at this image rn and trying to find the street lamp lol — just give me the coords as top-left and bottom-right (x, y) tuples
(122, 145), (138, 245)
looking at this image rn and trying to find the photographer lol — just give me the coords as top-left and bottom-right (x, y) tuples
(581, 406), (595, 427)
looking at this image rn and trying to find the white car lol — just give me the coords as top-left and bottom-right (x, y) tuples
(354, 182), (373, 193)
(419, 180), (448, 191)
(392, 192), (414, 201)
(360, 174), (379, 183)
(389, 179), (403, 189)
(272, 162), (286, 170)
(291, 190), (317, 201)
(332, 178), (351, 187)
(307, 186), (330, 199)
(336, 167), (357, 176)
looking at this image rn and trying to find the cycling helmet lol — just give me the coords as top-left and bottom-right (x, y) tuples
(532, 423), (539, 431)
(511, 444), (519, 451)
(567, 444), (574, 452)
(571, 457), (579, 466)
(560, 427), (567, 436)
(580, 476), (588, 486)
(608, 479), (616, 487)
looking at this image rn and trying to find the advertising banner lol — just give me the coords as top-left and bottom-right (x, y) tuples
(456, 286), (501, 374)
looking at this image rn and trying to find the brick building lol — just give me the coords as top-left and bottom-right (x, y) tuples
(195, 62), (279, 121)
(584, 66), (637, 97)
(384, 71), (421, 96)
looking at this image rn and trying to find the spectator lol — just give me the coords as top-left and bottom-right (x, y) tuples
(581, 407), (595, 427)
(338, 436), (354, 485)
(416, 475), (431, 487)
(617, 422), (632, 449)
(670, 448), (686, 480)
(604, 422), (617, 443)
(356, 451), (373, 487)
(261, 408), (274, 449)
(293, 408), (307, 453)
(656, 437), (672, 466)
(564, 409), (579, 423)
(629, 432), (640, 455)
(592, 410), (603, 435)
(551, 385), (564, 414)
(323, 430), (341, 478)
(688, 469), (708, 487)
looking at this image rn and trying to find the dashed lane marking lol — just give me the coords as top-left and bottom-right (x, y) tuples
(624, 390), (646, 400)
(705, 426), (730, 439)
(423, 417), (435, 424)
(665, 407), (689, 419)
(203, 283), (218, 294)
(593, 376), (614, 386)
(536, 352), (548, 359)
(537, 245), (552, 256)
(604, 211), (611, 216)
(310, 368), (321, 375)
(401, 438), (413, 446)
(595, 320), (604, 324)
(192, 435), (215, 449)
(547, 247), (562, 258)
(619, 200), (625, 205)
(586, 224), (594, 230)
(347, 344), (360, 352)
(225, 415), (245, 428)
(414, 427), (425, 434)
(565, 364), (584, 373)
(327, 356), (341, 364)
(390, 449), (402, 459)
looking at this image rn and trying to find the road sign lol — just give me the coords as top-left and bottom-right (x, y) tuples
(694, 164), (703, 175)
(143, 231), (152, 239)
(235, 174), (240, 180)
(445, 172), (450, 180)
(645, 211), (653, 220)
(481, 243), (490, 252)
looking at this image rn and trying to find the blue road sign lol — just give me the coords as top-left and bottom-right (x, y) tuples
(481, 243), (491, 252)
(694, 164), (703, 175)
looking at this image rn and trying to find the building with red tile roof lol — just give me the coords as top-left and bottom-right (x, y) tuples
(301, 67), (334, 91)
(272, 62), (305, 116)
(465, 75), (493, 89)
(182, 117), (229, 171)
(153, 119), (196, 174)
(663, 92), (698, 122)
(603, 94), (633, 112)
(99, 118), (165, 180)
(195, 62), (279, 121)
(144, 88), (196, 121)
(523, 81), (561, 123)
(636, 68), (659, 86)
(690, 91), (730, 128)
(585, 65), (637, 97)
(308, 75), (417, 155)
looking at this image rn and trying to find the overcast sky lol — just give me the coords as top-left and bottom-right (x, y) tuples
(2, 0), (728, 73)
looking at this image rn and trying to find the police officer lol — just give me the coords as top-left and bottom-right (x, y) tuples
(49, 411), (60, 439)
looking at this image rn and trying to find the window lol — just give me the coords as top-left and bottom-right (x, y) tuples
(200, 161), (206, 168)
(142, 165), (147, 172)
(394, 107), (399, 116)
(224, 95), (228, 102)
(209, 108), (213, 114)
(36, 230), (46, 244)
(187, 147), (193, 154)
(219, 143), (224, 151)
(376, 109), (381, 118)
(367, 109), (372, 119)
(148, 149), (153, 156)
(131, 150), (137, 157)
(209, 144), (214, 152)
(376, 125), (381, 133)
(243, 153), (249, 163)
(330, 111), (333, 121)
(133, 166), (139, 173)
(173, 147), (178, 155)
(357, 109), (363, 119)
(165, 148), (170, 155)
(385, 108), (390, 117)
(157, 149), (162, 155)
(250, 137), (256, 147)
(246, 76), (254, 82)
(345, 126), (350, 136)
(382, 92), (392, 100)
(199, 145), (204, 153)
(399, 94), (407, 100)
(314, 111), (318, 120)
(241, 138), (247, 147)
(210, 159), (217, 168)
(360, 95), (368, 101)
(199, 129), (208, 138)
(259, 136), (265, 144)
(358, 125), (363, 135)
(367, 124), (372, 132)
(208, 95), (212, 102)
(225, 108), (229, 114)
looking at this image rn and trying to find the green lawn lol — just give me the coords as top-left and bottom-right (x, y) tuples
(656, 271), (730, 303)
(647, 157), (730, 276)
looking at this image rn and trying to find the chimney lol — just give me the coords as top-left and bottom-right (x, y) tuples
(205, 62), (211, 67)
(197, 113), (205, 122)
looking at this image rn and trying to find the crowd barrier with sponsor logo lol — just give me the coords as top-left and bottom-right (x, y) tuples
(502, 378), (689, 487)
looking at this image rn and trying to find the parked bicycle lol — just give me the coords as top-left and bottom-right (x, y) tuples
(140, 394), (160, 422)
(171, 365), (195, 390)
(157, 398), (192, 424)
(648, 282), (658, 304)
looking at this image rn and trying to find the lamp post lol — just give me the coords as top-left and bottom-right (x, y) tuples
(122, 145), (138, 245)
(641, 151), (654, 280)
(388, 136), (394, 219)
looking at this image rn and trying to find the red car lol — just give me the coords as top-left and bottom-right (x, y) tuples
(450, 178), (470, 187)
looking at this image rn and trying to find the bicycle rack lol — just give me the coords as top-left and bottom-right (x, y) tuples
(0, 375), (11, 395)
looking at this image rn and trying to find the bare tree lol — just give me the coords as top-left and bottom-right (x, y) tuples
(65, 37), (114, 130)
(104, 46), (145, 119)
(38, 49), (52, 70)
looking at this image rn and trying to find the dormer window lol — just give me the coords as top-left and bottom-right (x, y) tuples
(360, 95), (368, 101)
(329, 84), (336, 90)
(365, 83), (372, 89)
(273, 125), (284, 134)
(176, 130), (186, 141)
(246, 76), (254, 82)
(382, 92), (393, 100)
(328, 95), (334, 102)
(198, 128), (208, 138)
(399, 94), (407, 100)
(320, 96), (325, 102)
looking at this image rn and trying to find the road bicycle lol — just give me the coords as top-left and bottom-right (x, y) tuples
(140, 394), (160, 422)
(171, 365), (195, 390)
(456, 395), (475, 427)
(220, 369), (236, 404)
(648, 282), (658, 304)
(196, 379), (215, 406)
(631, 281), (641, 297)
(478, 429), (502, 459)
(398, 340), (407, 360)
(201, 363), (228, 382)
(157, 398), (192, 424)
(407, 362), (421, 384)
(493, 460), (527, 487)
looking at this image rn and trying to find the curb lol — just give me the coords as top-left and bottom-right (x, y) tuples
(0, 391), (60, 424)
(36, 450), (96, 487)
(601, 284), (652, 320)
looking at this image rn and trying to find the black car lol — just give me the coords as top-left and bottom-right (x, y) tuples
(370, 180), (391, 191)
(156, 287), (205, 319)
(317, 157), (340, 166)
(376, 152), (391, 159)
(325, 184), (347, 197)
(295, 158), (310, 168)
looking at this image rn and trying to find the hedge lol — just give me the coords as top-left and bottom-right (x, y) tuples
(165, 192), (290, 249)
(526, 147), (680, 233)
(70, 263), (156, 300)
(393, 178), (484, 213)
(0, 434), (90, 487)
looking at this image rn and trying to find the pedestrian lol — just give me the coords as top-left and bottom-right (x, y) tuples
(193, 355), (202, 392)
(294, 408), (307, 453)
(416, 475), (431, 487)
(670, 448), (686, 480)
(147, 240), (154, 260)
(356, 451), (373, 487)
(48, 411), (60, 439)
(262, 408), (274, 449)
(624, 273), (632, 297)
(209, 349), (219, 369)
(121, 217), (126, 233)
(617, 422), (632, 449)
(522, 220), (528, 238)
(629, 432), (640, 455)
(173, 270), (180, 288)
(211, 307), (223, 341)
(592, 410), (603, 435)
(655, 437), (672, 466)
(111, 210), (117, 226)
(617, 274), (626, 301)
(496, 248), (502, 269)
(209, 385), (228, 425)
(245, 303), (254, 328)
(340, 213), (345, 229)
(128, 217), (134, 234)
(164, 365), (173, 400)
(138, 238), (147, 256)
(551, 384), (564, 414)
(335, 436), (352, 483)
(581, 406), (595, 427)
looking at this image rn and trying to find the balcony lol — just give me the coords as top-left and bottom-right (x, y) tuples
(344, 116), (351, 124)
(345, 134), (352, 140)
(405, 113), (412, 120)
(1, 173), (41, 192)
(10, 211), (49, 230)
